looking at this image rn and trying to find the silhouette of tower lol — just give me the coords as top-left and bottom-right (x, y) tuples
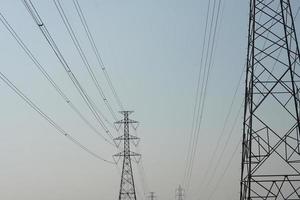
(240, 0), (300, 199)
(148, 192), (156, 200)
(114, 111), (140, 200)
(175, 185), (184, 200)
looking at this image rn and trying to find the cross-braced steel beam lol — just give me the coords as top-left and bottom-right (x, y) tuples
(240, 0), (300, 199)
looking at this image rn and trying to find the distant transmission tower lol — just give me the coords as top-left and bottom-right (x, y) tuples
(114, 111), (140, 200)
(148, 192), (156, 200)
(240, 0), (300, 199)
(175, 185), (184, 200)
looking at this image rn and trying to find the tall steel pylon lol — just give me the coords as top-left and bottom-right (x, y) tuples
(114, 111), (140, 200)
(175, 185), (184, 200)
(240, 0), (300, 199)
(148, 192), (156, 200)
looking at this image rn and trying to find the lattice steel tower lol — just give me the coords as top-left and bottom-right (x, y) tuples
(240, 0), (300, 199)
(148, 192), (156, 200)
(175, 185), (184, 200)
(114, 111), (140, 200)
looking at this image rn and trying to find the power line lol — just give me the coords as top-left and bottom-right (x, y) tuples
(207, 139), (241, 200)
(0, 11), (115, 147)
(53, 0), (118, 122)
(183, 0), (212, 189)
(132, 127), (149, 198)
(197, 4), (300, 198)
(199, 2), (287, 197)
(182, 0), (211, 187)
(203, 102), (243, 195)
(186, 0), (222, 191)
(199, 65), (244, 193)
(73, 0), (125, 111)
(0, 71), (115, 164)
(138, 153), (150, 197)
(22, 0), (116, 142)
(183, 0), (223, 195)
(196, 86), (243, 200)
(201, 4), (288, 193)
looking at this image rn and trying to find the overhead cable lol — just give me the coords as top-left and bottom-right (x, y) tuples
(0, 11), (115, 146)
(22, 0), (116, 142)
(0, 71), (115, 164)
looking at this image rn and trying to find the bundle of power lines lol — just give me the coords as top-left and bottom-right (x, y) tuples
(0, 0), (121, 163)
(182, 0), (223, 196)
(0, 1), (151, 199)
(182, 1), (300, 200)
(0, 1), (150, 198)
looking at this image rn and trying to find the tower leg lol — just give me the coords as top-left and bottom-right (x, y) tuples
(240, 0), (300, 199)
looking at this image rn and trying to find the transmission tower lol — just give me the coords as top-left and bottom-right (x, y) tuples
(114, 111), (140, 200)
(148, 192), (156, 200)
(240, 0), (300, 199)
(175, 185), (184, 200)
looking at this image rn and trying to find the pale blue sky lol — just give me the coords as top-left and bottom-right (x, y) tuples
(0, 0), (299, 200)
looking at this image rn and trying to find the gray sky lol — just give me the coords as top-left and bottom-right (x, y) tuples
(0, 0), (299, 200)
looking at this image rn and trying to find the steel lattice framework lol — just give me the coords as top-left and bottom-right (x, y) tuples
(148, 192), (156, 200)
(240, 0), (300, 199)
(114, 111), (140, 200)
(175, 185), (184, 200)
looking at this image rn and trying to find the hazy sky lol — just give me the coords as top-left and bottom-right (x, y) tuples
(0, 0), (299, 200)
